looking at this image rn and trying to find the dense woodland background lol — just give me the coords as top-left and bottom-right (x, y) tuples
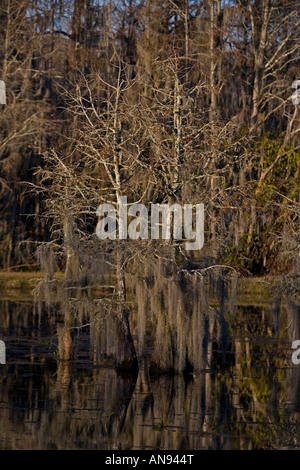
(0, 0), (299, 276)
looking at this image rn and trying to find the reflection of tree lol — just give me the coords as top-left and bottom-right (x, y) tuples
(0, 361), (232, 450)
(1, 295), (300, 450)
(222, 302), (300, 449)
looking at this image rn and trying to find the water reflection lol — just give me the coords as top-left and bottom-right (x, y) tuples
(0, 300), (299, 450)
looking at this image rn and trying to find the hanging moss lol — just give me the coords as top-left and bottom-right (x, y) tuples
(127, 255), (234, 374)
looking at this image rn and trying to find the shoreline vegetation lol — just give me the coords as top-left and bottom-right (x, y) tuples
(0, 270), (275, 305)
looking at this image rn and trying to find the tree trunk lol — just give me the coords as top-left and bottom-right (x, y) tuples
(115, 249), (138, 371)
(209, 0), (217, 122)
(250, 0), (269, 130)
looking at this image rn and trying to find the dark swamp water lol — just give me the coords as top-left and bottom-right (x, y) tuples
(0, 296), (300, 450)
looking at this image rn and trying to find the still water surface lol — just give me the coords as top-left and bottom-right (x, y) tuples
(0, 299), (299, 450)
